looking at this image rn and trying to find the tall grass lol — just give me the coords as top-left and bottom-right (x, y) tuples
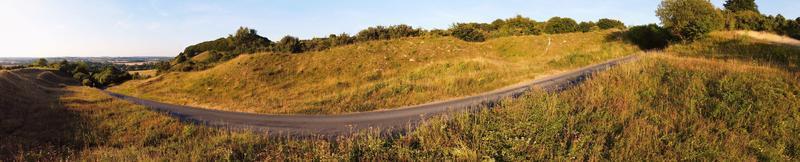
(110, 30), (640, 114)
(8, 53), (799, 160)
(6, 31), (800, 160)
(667, 31), (800, 71)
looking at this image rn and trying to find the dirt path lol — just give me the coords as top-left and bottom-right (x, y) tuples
(105, 54), (640, 136)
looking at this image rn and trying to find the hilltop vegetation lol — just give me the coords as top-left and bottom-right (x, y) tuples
(169, 15), (625, 71)
(111, 30), (640, 114)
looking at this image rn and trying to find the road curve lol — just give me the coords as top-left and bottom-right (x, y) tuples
(105, 54), (640, 136)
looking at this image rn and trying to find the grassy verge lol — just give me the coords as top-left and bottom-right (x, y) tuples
(110, 30), (640, 114)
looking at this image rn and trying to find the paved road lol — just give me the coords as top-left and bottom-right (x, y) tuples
(105, 54), (640, 137)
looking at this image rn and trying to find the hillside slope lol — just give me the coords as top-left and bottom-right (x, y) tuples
(0, 69), (80, 159)
(111, 30), (641, 114)
(9, 55), (799, 161)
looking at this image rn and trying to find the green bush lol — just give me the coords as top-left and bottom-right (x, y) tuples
(355, 25), (422, 42)
(597, 18), (626, 29)
(625, 24), (672, 50)
(578, 21), (598, 32)
(656, 0), (722, 42)
(544, 17), (578, 34)
(275, 36), (304, 53)
(450, 24), (486, 42)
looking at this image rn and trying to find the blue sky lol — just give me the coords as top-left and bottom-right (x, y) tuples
(1, 0), (798, 57)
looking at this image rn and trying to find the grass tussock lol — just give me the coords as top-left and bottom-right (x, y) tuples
(111, 30), (640, 114)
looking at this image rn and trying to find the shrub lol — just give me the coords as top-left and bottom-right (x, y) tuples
(450, 24), (486, 42)
(578, 21), (598, 32)
(499, 15), (541, 35)
(597, 18), (626, 29)
(275, 36), (304, 53)
(544, 17), (578, 34)
(31, 58), (48, 67)
(626, 24), (672, 50)
(786, 18), (800, 39)
(656, 0), (722, 42)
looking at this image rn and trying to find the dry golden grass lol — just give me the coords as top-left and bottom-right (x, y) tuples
(735, 30), (800, 46)
(667, 31), (800, 71)
(128, 69), (157, 78)
(110, 30), (641, 114)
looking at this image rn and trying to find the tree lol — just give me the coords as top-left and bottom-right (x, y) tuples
(32, 58), (48, 67)
(626, 24), (672, 50)
(544, 17), (579, 34)
(597, 18), (626, 29)
(656, 0), (722, 42)
(723, 0), (758, 13)
(275, 36), (304, 53)
(501, 15), (541, 35)
(92, 66), (131, 87)
(450, 24), (486, 42)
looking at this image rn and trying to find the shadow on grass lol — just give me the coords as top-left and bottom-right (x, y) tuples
(0, 71), (90, 160)
(669, 37), (800, 72)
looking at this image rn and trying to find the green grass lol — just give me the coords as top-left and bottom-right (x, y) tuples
(110, 30), (640, 114)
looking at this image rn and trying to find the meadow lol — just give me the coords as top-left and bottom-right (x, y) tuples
(110, 30), (640, 114)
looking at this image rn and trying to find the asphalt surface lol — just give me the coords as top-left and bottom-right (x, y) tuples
(105, 54), (640, 137)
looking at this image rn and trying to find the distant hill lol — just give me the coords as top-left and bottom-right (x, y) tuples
(111, 30), (641, 114)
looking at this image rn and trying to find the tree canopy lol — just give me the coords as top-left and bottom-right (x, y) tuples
(544, 17), (579, 34)
(724, 0), (759, 13)
(656, 0), (722, 42)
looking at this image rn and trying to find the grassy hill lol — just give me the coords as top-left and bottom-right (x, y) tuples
(110, 30), (641, 114)
(6, 30), (800, 160)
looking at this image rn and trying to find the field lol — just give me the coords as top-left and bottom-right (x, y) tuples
(110, 30), (641, 114)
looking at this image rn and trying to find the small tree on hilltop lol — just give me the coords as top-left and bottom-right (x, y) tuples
(597, 18), (626, 29)
(450, 24), (486, 42)
(276, 36), (304, 53)
(724, 0), (758, 13)
(32, 58), (48, 67)
(544, 17), (579, 34)
(656, 0), (722, 42)
(578, 21), (598, 32)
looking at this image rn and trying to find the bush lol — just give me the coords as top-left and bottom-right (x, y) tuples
(275, 36), (304, 53)
(450, 24), (486, 42)
(498, 15), (541, 35)
(355, 25), (422, 42)
(656, 0), (722, 42)
(786, 18), (800, 39)
(597, 18), (626, 29)
(578, 21), (598, 32)
(626, 24), (672, 50)
(31, 58), (48, 67)
(544, 17), (578, 34)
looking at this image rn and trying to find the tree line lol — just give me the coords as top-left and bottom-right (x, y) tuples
(26, 58), (133, 88)
(167, 16), (626, 71)
(626, 0), (800, 50)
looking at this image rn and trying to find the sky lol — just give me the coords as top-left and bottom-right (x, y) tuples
(1, 0), (798, 57)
